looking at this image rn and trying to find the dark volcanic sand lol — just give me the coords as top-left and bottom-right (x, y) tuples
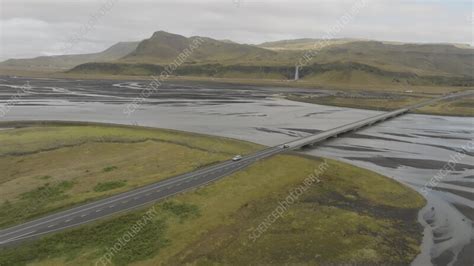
(344, 156), (474, 171)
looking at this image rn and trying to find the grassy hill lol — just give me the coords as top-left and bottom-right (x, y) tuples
(3, 31), (473, 88)
(257, 38), (362, 51)
(304, 41), (474, 77)
(69, 61), (474, 87)
(69, 31), (473, 86)
(257, 38), (473, 76)
(122, 31), (278, 65)
(0, 41), (139, 71)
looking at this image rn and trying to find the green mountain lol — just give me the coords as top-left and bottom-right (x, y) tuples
(257, 38), (362, 51)
(122, 31), (277, 65)
(0, 41), (139, 71)
(305, 41), (474, 77)
(5, 30), (471, 87)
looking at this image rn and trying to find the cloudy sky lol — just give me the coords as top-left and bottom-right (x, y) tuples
(0, 0), (472, 61)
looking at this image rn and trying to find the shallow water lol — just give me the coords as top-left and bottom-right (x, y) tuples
(0, 76), (472, 265)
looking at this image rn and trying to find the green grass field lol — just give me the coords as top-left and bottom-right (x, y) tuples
(0, 122), (261, 229)
(0, 122), (426, 265)
(287, 94), (474, 116)
(417, 97), (474, 116)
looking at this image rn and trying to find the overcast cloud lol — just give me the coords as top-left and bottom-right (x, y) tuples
(0, 0), (472, 61)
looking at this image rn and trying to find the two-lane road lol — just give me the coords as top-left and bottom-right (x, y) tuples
(0, 145), (284, 246)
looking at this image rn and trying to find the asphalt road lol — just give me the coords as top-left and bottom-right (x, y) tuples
(0, 145), (283, 246)
(0, 90), (472, 247)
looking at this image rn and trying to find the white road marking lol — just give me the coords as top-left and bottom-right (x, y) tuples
(0, 230), (36, 245)
(95, 209), (102, 213)
(0, 162), (244, 243)
(47, 224), (56, 228)
(0, 162), (237, 238)
(0, 158), (277, 245)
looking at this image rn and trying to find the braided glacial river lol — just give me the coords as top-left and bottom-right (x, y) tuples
(0, 76), (472, 265)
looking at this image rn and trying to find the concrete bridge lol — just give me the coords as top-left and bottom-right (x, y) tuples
(285, 91), (473, 150)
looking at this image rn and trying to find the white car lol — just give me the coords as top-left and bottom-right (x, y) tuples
(232, 155), (243, 161)
(281, 144), (290, 149)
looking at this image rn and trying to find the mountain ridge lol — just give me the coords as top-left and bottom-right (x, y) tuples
(0, 41), (139, 71)
(2, 31), (473, 87)
(121, 31), (277, 64)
